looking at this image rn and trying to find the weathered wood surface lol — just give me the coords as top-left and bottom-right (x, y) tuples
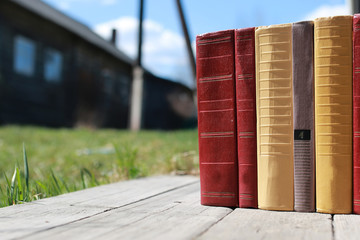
(1, 175), (360, 240)
(198, 208), (332, 240)
(333, 214), (360, 240)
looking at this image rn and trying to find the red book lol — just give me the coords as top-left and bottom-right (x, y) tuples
(234, 28), (257, 208)
(353, 14), (360, 214)
(196, 30), (238, 207)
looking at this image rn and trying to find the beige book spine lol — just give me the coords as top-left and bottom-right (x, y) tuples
(255, 23), (294, 211)
(314, 16), (353, 214)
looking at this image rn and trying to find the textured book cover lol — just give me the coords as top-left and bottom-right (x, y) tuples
(255, 23), (294, 211)
(196, 30), (238, 207)
(292, 21), (315, 212)
(354, 14), (360, 214)
(314, 16), (352, 214)
(235, 27), (257, 208)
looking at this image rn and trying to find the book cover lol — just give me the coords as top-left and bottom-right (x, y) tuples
(235, 27), (257, 208)
(292, 21), (315, 212)
(196, 30), (238, 207)
(354, 14), (360, 214)
(255, 23), (294, 211)
(314, 16), (352, 214)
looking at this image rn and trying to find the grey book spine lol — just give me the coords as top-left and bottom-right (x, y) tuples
(292, 21), (315, 212)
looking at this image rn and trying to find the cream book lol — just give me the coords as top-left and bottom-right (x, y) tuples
(314, 16), (353, 214)
(255, 23), (294, 211)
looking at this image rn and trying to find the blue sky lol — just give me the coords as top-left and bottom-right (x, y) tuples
(41, 0), (350, 88)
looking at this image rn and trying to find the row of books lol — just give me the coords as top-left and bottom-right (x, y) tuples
(196, 14), (360, 214)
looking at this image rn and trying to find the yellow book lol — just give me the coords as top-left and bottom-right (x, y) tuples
(255, 24), (294, 211)
(314, 16), (352, 214)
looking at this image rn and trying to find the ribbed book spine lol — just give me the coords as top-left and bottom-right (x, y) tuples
(255, 24), (294, 211)
(314, 16), (352, 214)
(196, 30), (238, 207)
(292, 21), (315, 212)
(353, 14), (360, 214)
(235, 27), (257, 208)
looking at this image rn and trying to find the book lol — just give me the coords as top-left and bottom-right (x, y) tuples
(292, 21), (315, 212)
(255, 23), (294, 211)
(314, 16), (352, 214)
(354, 14), (360, 214)
(196, 30), (239, 207)
(235, 27), (257, 208)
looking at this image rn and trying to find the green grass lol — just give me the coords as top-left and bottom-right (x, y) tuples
(0, 125), (199, 207)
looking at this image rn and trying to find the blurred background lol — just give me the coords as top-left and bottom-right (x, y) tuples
(0, 0), (356, 131)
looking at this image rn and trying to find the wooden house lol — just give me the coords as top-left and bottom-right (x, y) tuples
(0, 0), (196, 129)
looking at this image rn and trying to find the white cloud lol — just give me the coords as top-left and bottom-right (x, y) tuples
(303, 3), (351, 21)
(94, 17), (195, 88)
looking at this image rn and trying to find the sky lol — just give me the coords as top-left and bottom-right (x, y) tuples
(41, 0), (351, 89)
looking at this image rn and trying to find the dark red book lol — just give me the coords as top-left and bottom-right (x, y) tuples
(354, 14), (360, 214)
(196, 30), (238, 207)
(234, 28), (257, 208)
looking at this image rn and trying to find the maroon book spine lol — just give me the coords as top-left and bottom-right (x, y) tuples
(235, 28), (257, 208)
(196, 30), (238, 207)
(354, 14), (360, 214)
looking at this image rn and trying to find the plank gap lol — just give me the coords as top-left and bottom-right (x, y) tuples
(195, 207), (235, 239)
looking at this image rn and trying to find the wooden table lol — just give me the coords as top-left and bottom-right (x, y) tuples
(0, 175), (358, 240)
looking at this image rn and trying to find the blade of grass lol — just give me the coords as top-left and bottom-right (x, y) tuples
(10, 167), (17, 204)
(59, 177), (70, 193)
(23, 143), (29, 191)
(81, 168), (99, 187)
(36, 180), (47, 193)
(50, 170), (61, 195)
(6, 185), (11, 206)
(16, 166), (23, 202)
(80, 169), (86, 189)
(3, 172), (10, 188)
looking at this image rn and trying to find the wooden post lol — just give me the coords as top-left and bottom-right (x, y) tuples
(130, 0), (145, 131)
(130, 66), (144, 131)
(351, 0), (360, 13)
(175, 0), (196, 86)
(175, 0), (197, 111)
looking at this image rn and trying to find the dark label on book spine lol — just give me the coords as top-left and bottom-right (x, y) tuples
(294, 130), (311, 140)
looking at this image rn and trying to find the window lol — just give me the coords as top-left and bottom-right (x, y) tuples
(44, 48), (63, 82)
(13, 35), (36, 76)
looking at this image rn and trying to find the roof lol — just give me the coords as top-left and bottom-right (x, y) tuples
(11, 0), (134, 65)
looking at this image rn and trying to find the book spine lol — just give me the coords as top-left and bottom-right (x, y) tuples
(235, 27), (257, 208)
(354, 14), (360, 214)
(292, 21), (315, 212)
(196, 30), (238, 207)
(255, 24), (294, 211)
(314, 16), (352, 214)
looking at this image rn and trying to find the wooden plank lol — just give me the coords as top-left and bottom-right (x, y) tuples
(333, 214), (360, 240)
(20, 182), (232, 240)
(198, 208), (333, 240)
(0, 175), (199, 240)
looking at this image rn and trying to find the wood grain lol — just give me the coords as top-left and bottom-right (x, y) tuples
(333, 214), (360, 240)
(21, 182), (232, 240)
(0, 175), (199, 239)
(1, 176), (358, 240)
(198, 208), (332, 240)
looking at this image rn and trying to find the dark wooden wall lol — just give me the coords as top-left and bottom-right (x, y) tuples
(0, 1), (132, 128)
(142, 72), (196, 130)
(0, 1), (196, 130)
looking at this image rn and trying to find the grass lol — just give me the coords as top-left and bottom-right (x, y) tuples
(0, 125), (199, 207)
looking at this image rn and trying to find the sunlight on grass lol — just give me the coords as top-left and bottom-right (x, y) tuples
(0, 126), (199, 207)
